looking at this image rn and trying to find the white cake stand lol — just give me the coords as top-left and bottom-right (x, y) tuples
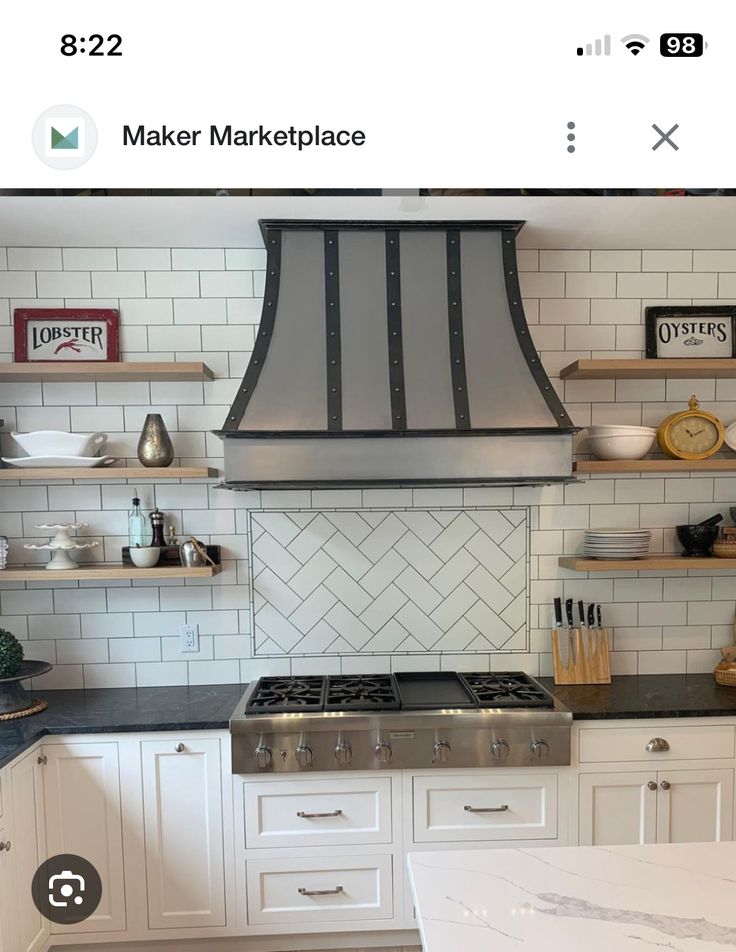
(24, 523), (100, 570)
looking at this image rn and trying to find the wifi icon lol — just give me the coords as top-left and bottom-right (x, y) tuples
(621, 33), (650, 55)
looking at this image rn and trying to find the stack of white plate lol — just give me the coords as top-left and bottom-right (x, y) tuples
(0, 536), (8, 569)
(583, 528), (651, 560)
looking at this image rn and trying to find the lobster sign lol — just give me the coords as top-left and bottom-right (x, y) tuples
(13, 308), (119, 362)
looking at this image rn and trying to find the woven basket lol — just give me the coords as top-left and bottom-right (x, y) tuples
(714, 661), (736, 686)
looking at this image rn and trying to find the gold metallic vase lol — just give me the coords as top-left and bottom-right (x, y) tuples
(137, 414), (174, 467)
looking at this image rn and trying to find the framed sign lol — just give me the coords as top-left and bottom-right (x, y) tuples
(645, 305), (736, 359)
(13, 308), (119, 363)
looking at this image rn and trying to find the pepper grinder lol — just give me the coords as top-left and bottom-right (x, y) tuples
(150, 507), (167, 548)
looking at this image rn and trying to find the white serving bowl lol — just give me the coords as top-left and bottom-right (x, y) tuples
(12, 430), (107, 457)
(129, 546), (160, 568)
(584, 426), (657, 461)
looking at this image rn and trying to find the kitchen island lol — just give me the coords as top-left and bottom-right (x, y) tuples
(409, 841), (736, 950)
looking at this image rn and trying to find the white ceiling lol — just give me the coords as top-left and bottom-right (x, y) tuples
(1, 195), (736, 249)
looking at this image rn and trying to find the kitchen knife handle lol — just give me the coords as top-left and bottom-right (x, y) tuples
(565, 598), (574, 627)
(553, 597), (563, 628)
(587, 603), (595, 628)
(596, 604), (603, 628)
(577, 600), (586, 625)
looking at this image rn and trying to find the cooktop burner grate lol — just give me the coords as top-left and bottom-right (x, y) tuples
(245, 676), (326, 713)
(459, 672), (554, 709)
(325, 675), (400, 711)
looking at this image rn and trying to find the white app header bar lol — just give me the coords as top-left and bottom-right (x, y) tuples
(0, 0), (729, 186)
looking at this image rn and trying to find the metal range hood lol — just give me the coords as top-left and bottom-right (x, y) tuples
(218, 220), (576, 487)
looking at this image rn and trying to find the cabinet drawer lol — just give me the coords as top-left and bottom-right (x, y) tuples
(244, 777), (392, 848)
(578, 725), (735, 764)
(246, 854), (393, 925)
(413, 772), (557, 843)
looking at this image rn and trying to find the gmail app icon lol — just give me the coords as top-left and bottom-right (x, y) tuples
(44, 118), (86, 158)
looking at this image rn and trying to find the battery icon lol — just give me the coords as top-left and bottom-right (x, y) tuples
(660, 33), (705, 56)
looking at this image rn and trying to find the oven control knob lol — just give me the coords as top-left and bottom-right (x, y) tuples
(295, 744), (314, 767)
(491, 740), (510, 761)
(432, 741), (451, 764)
(254, 744), (272, 768)
(374, 742), (392, 764)
(334, 742), (352, 765)
(530, 740), (550, 761)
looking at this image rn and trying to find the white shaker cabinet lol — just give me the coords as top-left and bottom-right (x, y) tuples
(579, 769), (734, 846)
(0, 822), (15, 952)
(10, 750), (48, 952)
(42, 741), (127, 934)
(141, 736), (226, 930)
(579, 772), (657, 846)
(656, 768), (733, 844)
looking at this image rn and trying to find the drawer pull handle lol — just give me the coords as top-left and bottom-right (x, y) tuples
(297, 809), (343, 819)
(298, 885), (344, 897)
(646, 738), (670, 753)
(464, 804), (509, 813)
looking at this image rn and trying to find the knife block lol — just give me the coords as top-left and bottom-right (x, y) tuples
(552, 627), (611, 685)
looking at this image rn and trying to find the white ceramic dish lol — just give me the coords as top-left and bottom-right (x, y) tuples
(584, 426), (657, 461)
(586, 424), (657, 435)
(129, 546), (161, 568)
(725, 421), (736, 452)
(11, 430), (107, 457)
(2, 455), (119, 468)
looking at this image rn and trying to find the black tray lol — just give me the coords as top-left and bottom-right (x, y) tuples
(395, 672), (477, 710)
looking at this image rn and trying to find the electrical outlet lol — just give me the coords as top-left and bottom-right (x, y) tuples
(179, 623), (199, 653)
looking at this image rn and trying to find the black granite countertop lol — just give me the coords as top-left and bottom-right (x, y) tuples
(540, 674), (736, 720)
(2, 675), (736, 771)
(0, 683), (246, 770)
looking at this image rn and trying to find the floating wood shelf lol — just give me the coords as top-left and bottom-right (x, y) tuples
(560, 555), (736, 572)
(0, 466), (218, 481)
(561, 359), (736, 380)
(0, 361), (214, 382)
(0, 564), (222, 582)
(574, 459), (736, 474)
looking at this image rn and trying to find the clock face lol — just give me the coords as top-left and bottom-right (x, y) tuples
(668, 416), (721, 456)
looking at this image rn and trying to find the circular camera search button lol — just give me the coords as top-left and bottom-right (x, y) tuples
(31, 853), (102, 925)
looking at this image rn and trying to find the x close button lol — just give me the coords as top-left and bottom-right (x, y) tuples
(652, 123), (680, 151)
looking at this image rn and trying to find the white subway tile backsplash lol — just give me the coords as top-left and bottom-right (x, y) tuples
(566, 273), (617, 298)
(1, 240), (733, 684)
(117, 248), (171, 270)
(146, 271), (200, 297)
(9, 248), (62, 270)
(591, 251), (642, 272)
(63, 248), (117, 271)
(642, 250), (692, 272)
(37, 271), (91, 297)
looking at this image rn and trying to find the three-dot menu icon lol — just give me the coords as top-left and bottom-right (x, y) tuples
(566, 122), (576, 153)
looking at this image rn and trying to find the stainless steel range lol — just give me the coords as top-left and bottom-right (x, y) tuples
(230, 672), (572, 774)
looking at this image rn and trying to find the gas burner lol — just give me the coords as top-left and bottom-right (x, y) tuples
(460, 672), (554, 709)
(325, 675), (400, 711)
(245, 676), (326, 713)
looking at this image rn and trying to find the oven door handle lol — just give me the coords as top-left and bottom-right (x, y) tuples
(464, 804), (509, 813)
(297, 809), (343, 819)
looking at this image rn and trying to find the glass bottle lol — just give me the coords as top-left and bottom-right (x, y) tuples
(128, 493), (148, 547)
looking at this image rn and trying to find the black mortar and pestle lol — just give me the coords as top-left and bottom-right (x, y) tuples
(676, 513), (723, 557)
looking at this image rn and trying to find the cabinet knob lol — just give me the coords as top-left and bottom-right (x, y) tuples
(37, 754), (47, 765)
(646, 737), (670, 753)
(647, 781), (658, 791)
(0, 841), (8, 851)
(175, 743), (186, 753)
(660, 780), (671, 791)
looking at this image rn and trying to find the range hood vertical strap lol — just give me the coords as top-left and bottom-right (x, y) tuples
(385, 230), (407, 430)
(501, 235), (573, 428)
(446, 230), (471, 429)
(222, 228), (282, 431)
(324, 230), (342, 430)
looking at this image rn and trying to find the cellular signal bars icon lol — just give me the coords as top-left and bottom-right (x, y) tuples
(577, 34), (611, 56)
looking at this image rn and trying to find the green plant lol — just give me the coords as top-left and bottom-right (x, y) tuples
(0, 629), (24, 679)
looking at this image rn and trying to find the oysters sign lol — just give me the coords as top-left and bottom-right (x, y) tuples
(645, 306), (736, 359)
(13, 308), (120, 362)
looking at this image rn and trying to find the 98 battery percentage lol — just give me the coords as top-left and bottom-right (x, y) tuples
(660, 33), (705, 57)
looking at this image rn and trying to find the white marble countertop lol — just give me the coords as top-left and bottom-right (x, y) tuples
(408, 842), (736, 951)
